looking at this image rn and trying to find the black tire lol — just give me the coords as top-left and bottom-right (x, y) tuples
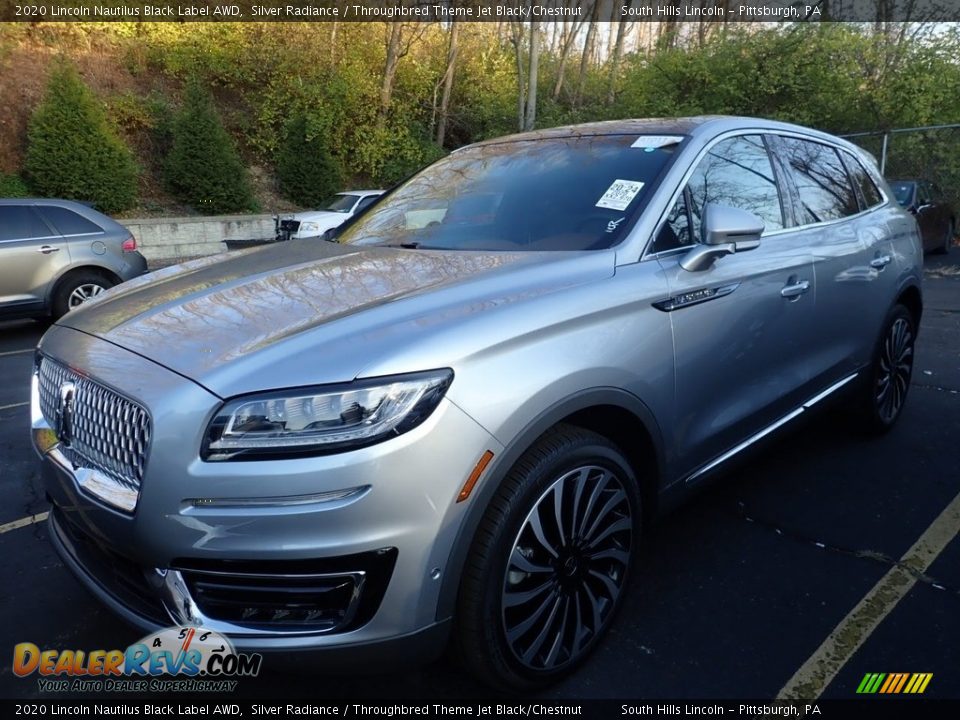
(454, 424), (641, 691)
(934, 220), (954, 255)
(52, 271), (114, 319)
(854, 304), (916, 435)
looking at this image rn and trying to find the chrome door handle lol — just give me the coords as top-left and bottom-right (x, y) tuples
(870, 255), (892, 269)
(780, 280), (810, 299)
(37, 245), (60, 254)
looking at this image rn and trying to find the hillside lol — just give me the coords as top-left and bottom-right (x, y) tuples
(2, 22), (959, 216)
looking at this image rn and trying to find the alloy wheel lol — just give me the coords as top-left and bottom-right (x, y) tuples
(501, 465), (633, 671)
(875, 317), (913, 424)
(68, 283), (106, 309)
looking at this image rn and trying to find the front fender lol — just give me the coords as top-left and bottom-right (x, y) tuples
(434, 386), (665, 622)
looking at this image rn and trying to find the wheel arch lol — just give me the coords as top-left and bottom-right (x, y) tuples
(47, 265), (123, 306)
(435, 387), (665, 622)
(896, 282), (923, 332)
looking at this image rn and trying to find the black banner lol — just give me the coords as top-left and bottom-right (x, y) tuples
(4, 699), (960, 720)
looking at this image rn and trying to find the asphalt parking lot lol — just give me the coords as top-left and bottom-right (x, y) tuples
(0, 254), (957, 702)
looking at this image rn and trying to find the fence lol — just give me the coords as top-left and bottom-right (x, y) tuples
(841, 123), (960, 210)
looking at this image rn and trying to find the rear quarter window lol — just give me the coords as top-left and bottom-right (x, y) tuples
(36, 206), (104, 235)
(840, 152), (884, 210)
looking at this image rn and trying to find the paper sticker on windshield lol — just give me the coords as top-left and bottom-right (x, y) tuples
(596, 180), (644, 211)
(631, 135), (684, 149)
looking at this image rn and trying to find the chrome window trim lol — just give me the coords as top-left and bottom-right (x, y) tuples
(0, 235), (61, 244)
(642, 127), (894, 262)
(58, 231), (105, 238)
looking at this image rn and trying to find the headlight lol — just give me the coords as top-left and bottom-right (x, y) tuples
(299, 222), (320, 233)
(203, 369), (453, 461)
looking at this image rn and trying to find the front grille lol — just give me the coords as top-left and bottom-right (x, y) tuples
(279, 219), (300, 233)
(38, 358), (151, 498)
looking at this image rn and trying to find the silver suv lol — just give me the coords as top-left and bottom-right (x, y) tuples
(0, 199), (147, 319)
(31, 117), (922, 690)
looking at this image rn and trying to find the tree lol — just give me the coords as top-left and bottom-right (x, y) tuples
(277, 113), (342, 207)
(524, 21), (540, 131)
(164, 80), (257, 214)
(25, 62), (138, 213)
(607, 12), (629, 104)
(379, 19), (427, 120)
(436, 18), (461, 147)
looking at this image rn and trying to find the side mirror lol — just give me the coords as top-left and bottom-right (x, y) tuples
(680, 203), (764, 272)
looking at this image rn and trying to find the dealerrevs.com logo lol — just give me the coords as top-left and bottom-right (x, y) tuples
(13, 627), (262, 693)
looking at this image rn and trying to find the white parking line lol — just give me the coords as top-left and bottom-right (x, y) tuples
(0, 348), (33, 358)
(777, 489), (960, 699)
(0, 401), (29, 412)
(0, 512), (49, 535)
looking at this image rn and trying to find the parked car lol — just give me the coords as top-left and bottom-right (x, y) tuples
(0, 199), (147, 320)
(889, 179), (955, 254)
(275, 190), (384, 241)
(32, 117), (922, 690)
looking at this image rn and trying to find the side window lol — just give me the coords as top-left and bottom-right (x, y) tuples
(686, 135), (784, 242)
(35, 206), (103, 236)
(780, 137), (859, 224)
(840, 152), (883, 210)
(0, 206), (54, 242)
(355, 196), (379, 214)
(652, 189), (692, 253)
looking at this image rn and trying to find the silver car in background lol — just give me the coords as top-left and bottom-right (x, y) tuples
(0, 199), (147, 319)
(31, 117), (922, 690)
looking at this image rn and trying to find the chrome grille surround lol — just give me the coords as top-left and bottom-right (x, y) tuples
(37, 357), (151, 511)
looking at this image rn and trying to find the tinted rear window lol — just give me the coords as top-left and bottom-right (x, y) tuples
(0, 206), (53, 242)
(890, 182), (915, 206)
(36, 206), (103, 235)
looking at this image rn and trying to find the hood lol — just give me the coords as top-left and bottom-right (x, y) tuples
(290, 210), (347, 225)
(56, 241), (611, 397)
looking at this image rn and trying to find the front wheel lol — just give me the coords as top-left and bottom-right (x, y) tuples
(455, 425), (641, 691)
(853, 304), (916, 434)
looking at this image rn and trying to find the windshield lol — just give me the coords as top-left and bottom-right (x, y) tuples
(889, 181), (915, 206)
(323, 194), (359, 213)
(340, 135), (683, 251)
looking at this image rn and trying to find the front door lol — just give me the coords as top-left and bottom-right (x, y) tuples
(651, 134), (818, 479)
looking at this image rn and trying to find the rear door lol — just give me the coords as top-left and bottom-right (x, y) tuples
(33, 204), (109, 269)
(773, 136), (896, 383)
(652, 134), (818, 478)
(0, 205), (70, 312)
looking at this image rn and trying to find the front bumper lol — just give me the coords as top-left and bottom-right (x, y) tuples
(34, 324), (502, 655)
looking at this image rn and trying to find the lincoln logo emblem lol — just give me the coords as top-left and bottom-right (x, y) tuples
(56, 382), (76, 446)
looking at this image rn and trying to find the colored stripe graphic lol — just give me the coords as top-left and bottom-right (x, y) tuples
(857, 672), (932, 694)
